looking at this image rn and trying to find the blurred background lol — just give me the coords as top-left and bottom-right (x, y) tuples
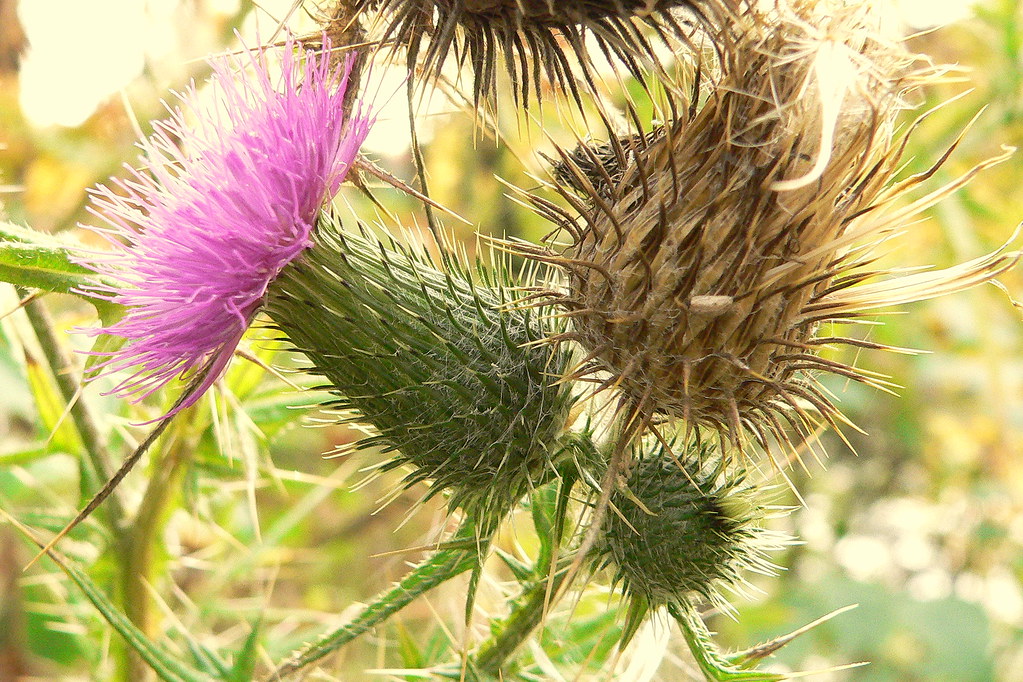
(0, 0), (1022, 679)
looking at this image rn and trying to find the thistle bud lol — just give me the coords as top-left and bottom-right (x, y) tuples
(596, 439), (788, 610)
(264, 213), (576, 529)
(523, 0), (1017, 451)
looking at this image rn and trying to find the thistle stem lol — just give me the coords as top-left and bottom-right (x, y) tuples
(118, 423), (193, 682)
(270, 522), (481, 679)
(471, 564), (570, 676)
(18, 288), (125, 520)
(668, 602), (783, 682)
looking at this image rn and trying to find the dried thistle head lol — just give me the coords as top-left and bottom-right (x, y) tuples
(338, 0), (734, 104)
(518, 0), (1017, 454)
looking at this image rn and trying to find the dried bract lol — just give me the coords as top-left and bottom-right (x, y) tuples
(338, 0), (736, 104)
(520, 0), (1017, 453)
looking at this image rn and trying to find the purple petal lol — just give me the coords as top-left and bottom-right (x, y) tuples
(76, 37), (372, 413)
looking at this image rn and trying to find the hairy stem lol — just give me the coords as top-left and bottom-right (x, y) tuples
(270, 522), (482, 679)
(18, 288), (124, 520)
(118, 423), (193, 682)
(472, 563), (571, 676)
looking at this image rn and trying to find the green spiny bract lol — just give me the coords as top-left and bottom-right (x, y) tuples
(596, 439), (788, 611)
(340, 0), (733, 105)
(264, 212), (576, 529)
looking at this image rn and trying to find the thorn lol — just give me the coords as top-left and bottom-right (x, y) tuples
(353, 155), (471, 225)
(731, 604), (859, 664)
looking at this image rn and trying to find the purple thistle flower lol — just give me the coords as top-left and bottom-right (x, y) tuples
(78, 38), (371, 414)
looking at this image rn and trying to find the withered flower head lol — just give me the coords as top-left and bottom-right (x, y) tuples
(335, 0), (734, 104)
(519, 0), (1017, 454)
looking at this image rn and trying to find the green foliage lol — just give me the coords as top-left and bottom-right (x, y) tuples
(1, 515), (212, 682)
(0, 222), (90, 291)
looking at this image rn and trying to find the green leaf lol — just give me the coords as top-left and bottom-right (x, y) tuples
(82, 327), (127, 377)
(223, 327), (286, 401)
(471, 562), (573, 675)
(529, 483), (558, 576)
(271, 521), (480, 678)
(395, 621), (426, 669)
(228, 619), (262, 682)
(619, 596), (650, 650)
(0, 221), (68, 245)
(235, 388), (330, 439)
(670, 603), (786, 682)
(0, 242), (92, 294)
(0, 222), (121, 319)
(465, 549), (488, 625)
(0, 442), (57, 466)
(183, 639), (231, 679)
(0, 231), (93, 295)
(493, 547), (532, 582)
(23, 347), (83, 455)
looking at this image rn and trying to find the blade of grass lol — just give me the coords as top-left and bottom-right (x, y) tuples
(0, 508), (213, 682)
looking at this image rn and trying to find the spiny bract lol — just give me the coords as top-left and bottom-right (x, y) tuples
(338, 0), (732, 105)
(518, 0), (1016, 454)
(265, 213), (577, 529)
(596, 439), (788, 610)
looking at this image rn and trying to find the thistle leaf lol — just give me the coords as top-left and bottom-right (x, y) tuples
(0, 220), (98, 296)
(270, 521), (481, 678)
(0, 510), (212, 682)
(670, 602), (786, 682)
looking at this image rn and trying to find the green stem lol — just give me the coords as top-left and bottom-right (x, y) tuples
(18, 289), (124, 520)
(118, 423), (193, 682)
(16, 290), (201, 681)
(668, 602), (783, 682)
(269, 522), (481, 679)
(471, 565), (570, 676)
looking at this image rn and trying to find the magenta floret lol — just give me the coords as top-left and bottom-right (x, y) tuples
(78, 38), (371, 413)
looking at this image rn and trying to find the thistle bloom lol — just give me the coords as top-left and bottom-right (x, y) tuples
(78, 38), (371, 412)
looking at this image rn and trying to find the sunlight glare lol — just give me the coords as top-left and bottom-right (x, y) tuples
(18, 0), (149, 128)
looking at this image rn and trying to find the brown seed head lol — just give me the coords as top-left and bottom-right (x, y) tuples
(520, 0), (1017, 452)
(338, 0), (737, 104)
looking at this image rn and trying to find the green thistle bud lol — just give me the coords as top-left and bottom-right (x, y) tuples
(596, 439), (789, 610)
(264, 212), (576, 529)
